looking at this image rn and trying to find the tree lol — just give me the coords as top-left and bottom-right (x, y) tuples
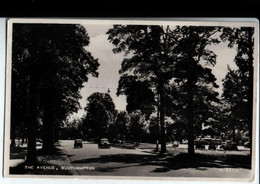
(117, 75), (156, 119)
(10, 68), (30, 147)
(59, 118), (84, 140)
(128, 110), (147, 144)
(107, 25), (221, 154)
(107, 25), (176, 153)
(221, 27), (254, 156)
(83, 92), (116, 140)
(148, 116), (160, 142)
(167, 26), (220, 155)
(108, 111), (130, 142)
(12, 24), (99, 162)
(222, 68), (249, 138)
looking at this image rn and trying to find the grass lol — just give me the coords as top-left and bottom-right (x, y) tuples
(9, 144), (74, 175)
(111, 142), (251, 169)
(10, 141), (251, 175)
(9, 160), (73, 175)
(166, 147), (251, 169)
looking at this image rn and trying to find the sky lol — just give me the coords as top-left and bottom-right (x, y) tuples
(71, 24), (127, 119)
(70, 24), (238, 119)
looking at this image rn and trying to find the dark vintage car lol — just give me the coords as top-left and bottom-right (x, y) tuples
(244, 141), (250, 148)
(195, 140), (205, 150)
(172, 141), (179, 148)
(98, 138), (110, 149)
(74, 139), (83, 148)
(208, 142), (217, 150)
(220, 141), (238, 150)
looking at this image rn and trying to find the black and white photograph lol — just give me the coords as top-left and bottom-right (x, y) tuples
(4, 19), (259, 181)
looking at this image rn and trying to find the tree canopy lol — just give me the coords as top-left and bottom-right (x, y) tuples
(11, 23), (99, 162)
(83, 92), (116, 140)
(221, 27), (254, 154)
(107, 25), (221, 154)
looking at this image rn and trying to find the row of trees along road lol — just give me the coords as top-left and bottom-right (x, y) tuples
(81, 93), (148, 144)
(221, 27), (254, 161)
(11, 24), (254, 164)
(107, 25), (254, 155)
(11, 24), (99, 164)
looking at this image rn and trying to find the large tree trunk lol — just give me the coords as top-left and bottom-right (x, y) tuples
(26, 76), (37, 164)
(10, 124), (16, 147)
(158, 82), (166, 153)
(186, 27), (195, 156)
(156, 101), (160, 152)
(187, 79), (195, 156)
(54, 124), (60, 143)
(42, 108), (55, 154)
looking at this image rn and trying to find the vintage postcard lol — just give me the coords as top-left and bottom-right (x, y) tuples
(3, 18), (259, 182)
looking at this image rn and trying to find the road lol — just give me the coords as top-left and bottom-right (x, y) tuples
(60, 140), (152, 176)
(59, 140), (252, 179)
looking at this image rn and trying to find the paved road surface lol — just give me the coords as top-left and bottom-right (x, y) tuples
(60, 140), (152, 176)
(59, 140), (252, 179)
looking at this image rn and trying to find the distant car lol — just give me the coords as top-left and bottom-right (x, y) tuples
(172, 141), (179, 148)
(116, 140), (122, 144)
(98, 138), (110, 149)
(195, 141), (205, 150)
(74, 139), (83, 148)
(182, 139), (188, 144)
(208, 142), (217, 150)
(220, 141), (238, 150)
(244, 141), (250, 148)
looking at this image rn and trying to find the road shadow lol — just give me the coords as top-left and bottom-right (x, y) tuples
(38, 147), (66, 156)
(71, 152), (251, 173)
(110, 143), (136, 149)
(143, 153), (251, 173)
(72, 153), (156, 164)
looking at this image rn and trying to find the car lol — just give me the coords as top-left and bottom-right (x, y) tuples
(98, 138), (110, 149)
(195, 140), (205, 150)
(116, 140), (122, 144)
(220, 141), (238, 150)
(244, 141), (250, 148)
(172, 141), (179, 148)
(74, 139), (83, 148)
(208, 142), (217, 150)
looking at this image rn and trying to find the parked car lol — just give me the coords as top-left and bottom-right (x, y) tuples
(117, 140), (123, 144)
(182, 139), (188, 144)
(98, 138), (110, 149)
(195, 140), (205, 150)
(244, 141), (250, 148)
(172, 141), (179, 148)
(220, 141), (238, 150)
(74, 139), (83, 148)
(208, 142), (217, 150)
